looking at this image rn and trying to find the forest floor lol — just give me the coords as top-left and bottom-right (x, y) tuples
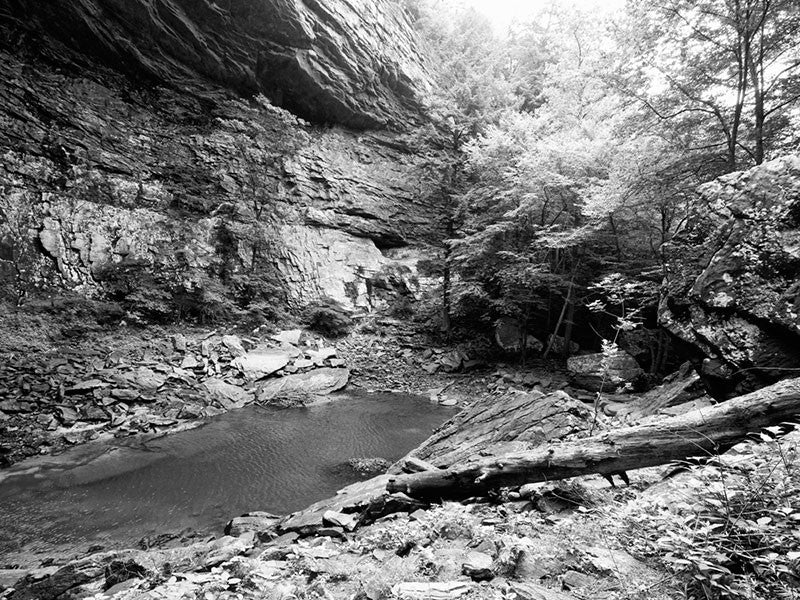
(2, 429), (797, 600)
(3, 300), (798, 599)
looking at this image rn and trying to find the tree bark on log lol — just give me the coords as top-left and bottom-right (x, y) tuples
(387, 377), (800, 501)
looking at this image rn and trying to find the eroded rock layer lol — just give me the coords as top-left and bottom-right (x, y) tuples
(3, 0), (430, 129)
(0, 16), (437, 312)
(660, 156), (800, 397)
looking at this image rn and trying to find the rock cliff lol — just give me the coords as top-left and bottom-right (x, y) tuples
(660, 156), (800, 397)
(4, 0), (430, 129)
(0, 2), (438, 315)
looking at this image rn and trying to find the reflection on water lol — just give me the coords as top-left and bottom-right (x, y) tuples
(0, 392), (453, 560)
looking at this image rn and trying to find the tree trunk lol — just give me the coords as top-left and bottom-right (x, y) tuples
(441, 262), (451, 335)
(748, 49), (766, 164)
(543, 277), (574, 359)
(386, 377), (800, 501)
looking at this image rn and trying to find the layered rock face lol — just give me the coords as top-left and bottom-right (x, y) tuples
(660, 156), (800, 397)
(0, 1), (436, 313)
(5, 0), (430, 129)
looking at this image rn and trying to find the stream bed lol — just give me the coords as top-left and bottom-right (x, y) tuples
(0, 392), (454, 562)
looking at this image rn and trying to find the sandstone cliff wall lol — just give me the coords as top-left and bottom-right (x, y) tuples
(0, 3), (438, 315)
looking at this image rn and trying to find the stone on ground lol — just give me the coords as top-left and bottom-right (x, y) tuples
(391, 581), (473, 600)
(567, 350), (643, 392)
(256, 367), (349, 405)
(232, 347), (291, 381)
(202, 378), (252, 410)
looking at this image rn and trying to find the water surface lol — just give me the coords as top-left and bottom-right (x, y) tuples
(0, 392), (453, 560)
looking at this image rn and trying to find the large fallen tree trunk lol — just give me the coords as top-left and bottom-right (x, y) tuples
(387, 377), (800, 501)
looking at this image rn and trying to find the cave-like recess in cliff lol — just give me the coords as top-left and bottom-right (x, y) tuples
(4, 0), (431, 130)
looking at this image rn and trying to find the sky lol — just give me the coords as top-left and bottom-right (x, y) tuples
(463, 0), (626, 33)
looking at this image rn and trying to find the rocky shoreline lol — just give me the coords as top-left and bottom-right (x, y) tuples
(0, 307), (490, 469)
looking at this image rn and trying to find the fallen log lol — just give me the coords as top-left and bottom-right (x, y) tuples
(387, 377), (800, 500)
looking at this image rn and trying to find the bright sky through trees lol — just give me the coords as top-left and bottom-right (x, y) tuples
(464, 0), (626, 32)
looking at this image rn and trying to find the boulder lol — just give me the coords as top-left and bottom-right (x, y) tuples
(461, 551), (494, 581)
(224, 512), (281, 540)
(391, 390), (592, 471)
(495, 317), (543, 353)
(567, 351), (644, 392)
(222, 335), (247, 358)
(202, 378), (252, 410)
(660, 156), (800, 397)
(256, 368), (349, 406)
(232, 347), (291, 381)
(271, 330), (303, 346)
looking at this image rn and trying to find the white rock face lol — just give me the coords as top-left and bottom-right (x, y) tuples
(276, 225), (385, 310)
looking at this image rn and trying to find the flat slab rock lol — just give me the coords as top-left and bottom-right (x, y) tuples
(232, 347), (291, 381)
(201, 378), (252, 410)
(390, 390), (593, 472)
(391, 582), (474, 600)
(256, 367), (349, 405)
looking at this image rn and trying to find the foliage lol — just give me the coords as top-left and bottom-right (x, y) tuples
(622, 432), (800, 599)
(407, 0), (800, 357)
(616, 0), (800, 170)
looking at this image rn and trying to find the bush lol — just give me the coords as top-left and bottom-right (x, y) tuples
(623, 431), (800, 600)
(304, 298), (353, 338)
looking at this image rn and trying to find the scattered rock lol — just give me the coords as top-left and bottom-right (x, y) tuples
(109, 388), (139, 402)
(56, 406), (79, 424)
(461, 551), (494, 581)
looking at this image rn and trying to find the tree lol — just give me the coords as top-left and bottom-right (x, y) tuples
(617, 0), (800, 172)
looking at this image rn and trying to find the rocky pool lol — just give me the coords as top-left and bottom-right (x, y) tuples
(0, 392), (454, 563)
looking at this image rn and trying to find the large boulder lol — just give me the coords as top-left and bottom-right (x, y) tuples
(232, 347), (292, 381)
(566, 351), (644, 392)
(256, 367), (350, 406)
(660, 156), (800, 398)
(391, 390), (593, 471)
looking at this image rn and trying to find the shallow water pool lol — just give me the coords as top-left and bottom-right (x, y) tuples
(0, 392), (453, 561)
